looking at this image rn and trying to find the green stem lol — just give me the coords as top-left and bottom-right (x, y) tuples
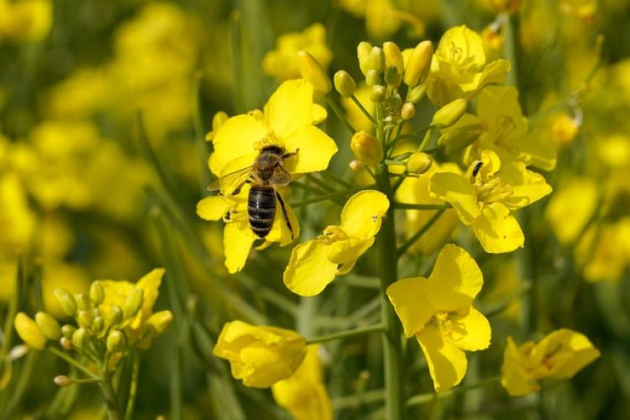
(333, 389), (386, 410)
(501, 12), (519, 87)
(406, 377), (501, 407)
(100, 370), (121, 420)
(306, 324), (384, 345)
(124, 352), (140, 420)
(350, 94), (377, 125)
(325, 96), (356, 135)
(397, 209), (446, 257)
(48, 348), (101, 381)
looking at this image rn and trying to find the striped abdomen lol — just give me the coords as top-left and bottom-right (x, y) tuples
(248, 186), (276, 238)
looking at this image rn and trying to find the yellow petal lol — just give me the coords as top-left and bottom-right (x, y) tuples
(312, 104), (327, 124)
(387, 277), (434, 338)
(429, 172), (480, 225)
(340, 190), (390, 239)
(545, 177), (598, 245)
(326, 237), (374, 265)
(501, 336), (537, 396)
(446, 307), (491, 351)
(284, 241), (338, 296)
(536, 329), (600, 380)
(282, 125), (338, 174)
(265, 80), (316, 139)
(209, 115), (267, 176)
(472, 202), (524, 253)
(426, 244), (483, 311)
(196, 196), (232, 221)
(131, 268), (165, 329)
(417, 323), (468, 393)
(224, 222), (257, 274)
(498, 162), (552, 210)
(265, 193), (300, 246)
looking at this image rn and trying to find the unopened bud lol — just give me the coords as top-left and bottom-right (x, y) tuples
(370, 85), (387, 102)
(35, 312), (61, 340)
(366, 70), (380, 87)
(401, 102), (416, 120)
(54, 375), (73, 387)
(432, 99), (468, 128)
(334, 71), (356, 97)
(388, 93), (402, 112)
(89, 282), (104, 305)
(72, 328), (88, 349)
(407, 152), (433, 174)
(77, 311), (92, 329)
(74, 294), (90, 311)
(383, 42), (404, 87)
(351, 131), (383, 165)
(123, 289), (143, 318)
(60, 337), (73, 350)
(92, 316), (104, 333)
(404, 41), (433, 87)
(349, 160), (364, 172)
(407, 85), (426, 103)
(146, 311), (173, 335)
(106, 305), (123, 326)
(367, 46), (385, 73)
(54, 289), (77, 317)
(61, 324), (76, 339)
(14, 313), (47, 350)
(437, 123), (483, 154)
(357, 42), (373, 75)
(297, 51), (332, 94)
(106, 330), (126, 353)
(384, 66), (401, 87)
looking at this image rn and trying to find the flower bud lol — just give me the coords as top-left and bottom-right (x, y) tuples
(106, 305), (123, 326)
(367, 46), (385, 74)
(72, 328), (88, 349)
(14, 313), (47, 350)
(349, 160), (364, 172)
(407, 152), (433, 174)
(401, 102), (416, 120)
(351, 131), (383, 165)
(384, 66), (401, 87)
(77, 311), (93, 329)
(54, 375), (73, 387)
(432, 99), (468, 128)
(383, 42), (404, 87)
(388, 93), (402, 112)
(145, 311), (173, 336)
(61, 324), (76, 339)
(357, 41), (373, 75)
(297, 51), (331, 94)
(54, 289), (77, 316)
(35, 312), (61, 340)
(404, 41), (433, 87)
(370, 85), (387, 102)
(89, 281), (104, 305)
(74, 293), (90, 311)
(365, 69), (380, 87)
(60, 337), (73, 350)
(334, 70), (356, 97)
(437, 123), (483, 154)
(123, 289), (144, 318)
(92, 316), (104, 333)
(407, 85), (426, 103)
(106, 330), (126, 353)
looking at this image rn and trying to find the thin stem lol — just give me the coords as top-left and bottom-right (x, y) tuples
(100, 369), (121, 420)
(306, 324), (384, 345)
(397, 209), (446, 257)
(350, 94), (376, 125)
(406, 377), (501, 407)
(333, 389), (386, 409)
(321, 170), (354, 189)
(325, 96), (356, 135)
(48, 348), (101, 381)
(124, 352), (140, 420)
(393, 202), (450, 210)
(387, 125), (431, 152)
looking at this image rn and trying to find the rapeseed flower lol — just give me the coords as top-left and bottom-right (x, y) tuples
(429, 150), (551, 253)
(501, 329), (600, 396)
(213, 321), (307, 388)
(283, 191), (389, 296)
(545, 177), (598, 245)
(0, 0), (52, 43)
(387, 244), (491, 392)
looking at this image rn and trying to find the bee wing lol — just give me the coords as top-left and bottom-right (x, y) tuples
(270, 164), (292, 185)
(207, 166), (253, 194)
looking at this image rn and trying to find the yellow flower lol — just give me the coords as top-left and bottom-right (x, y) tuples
(0, 172), (36, 254)
(545, 177), (598, 245)
(283, 191), (389, 296)
(213, 321), (307, 388)
(339, 0), (425, 39)
(429, 150), (551, 253)
(501, 329), (600, 397)
(426, 25), (510, 107)
(272, 345), (332, 420)
(552, 114), (580, 147)
(14, 312), (47, 350)
(0, 0), (53, 43)
(387, 244), (491, 392)
(575, 218), (630, 282)
(263, 23), (332, 82)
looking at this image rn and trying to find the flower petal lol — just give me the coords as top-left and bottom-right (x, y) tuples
(224, 222), (257, 273)
(387, 277), (434, 337)
(210, 115), (268, 176)
(284, 240), (338, 296)
(429, 172), (480, 225)
(326, 237), (374, 265)
(537, 329), (600, 380)
(265, 80), (316, 139)
(497, 161), (552, 210)
(417, 323), (468, 393)
(197, 196), (232, 221)
(265, 193), (300, 246)
(472, 202), (524, 253)
(446, 307), (491, 351)
(501, 336), (537, 396)
(426, 244), (483, 311)
(282, 125), (338, 174)
(340, 190), (390, 239)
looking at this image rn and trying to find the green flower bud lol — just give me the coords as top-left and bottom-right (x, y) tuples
(351, 131), (383, 165)
(89, 281), (104, 305)
(54, 289), (77, 317)
(384, 66), (401, 87)
(54, 375), (72, 387)
(297, 50), (332, 94)
(357, 42), (373, 76)
(74, 293), (90, 311)
(106, 305), (123, 326)
(334, 70), (356, 97)
(106, 330), (126, 353)
(123, 289), (143, 319)
(401, 102), (416, 120)
(72, 328), (88, 349)
(383, 42), (404, 87)
(432, 99), (468, 128)
(92, 316), (104, 333)
(77, 310), (93, 329)
(404, 41), (433, 87)
(407, 152), (433, 174)
(388, 93), (402, 112)
(370, 85), (387, 102)
(61, 324), (76, 339)
(35, 312), (61, 340)
(407, 85), (426, 103)
(366, 69), (380, 87)
(367, 46), (385, 74)
(437, 123), (483, 154)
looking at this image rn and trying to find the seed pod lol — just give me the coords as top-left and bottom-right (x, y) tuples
(14, 313), (47, 350)
(401, 102), (416, 120)
(89, 281), (104, 305)
(54, 289), (77, 317)
(404, 41), (433, 87)
(351, 131), (383, 165)
(357, 42), (373, 75)
(297, 50), (332, 94)
(432, 99), (468, 128)
(334, 70), (357, 97)
(106, 330), (126, 353)
(438, 123), (483, 155)
(407, 152), (433, 174)
(35, 312), (61, 340)
(123, 289), (144, 318)
(72, 328), (88, 349)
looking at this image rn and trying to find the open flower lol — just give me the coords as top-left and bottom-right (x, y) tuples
(429, 150), (551, 253)
(388, 244), (491, 392)
(501, 329), (600, 396)
(213, 321), (307, 388)
(283, 190), (389, 296)
(272, 345), (332, 420)
(426, 25), (510, 107)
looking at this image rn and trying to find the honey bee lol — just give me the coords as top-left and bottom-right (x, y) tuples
(207, 145), (297, 239)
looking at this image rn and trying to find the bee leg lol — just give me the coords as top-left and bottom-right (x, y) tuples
(275, 191), (294, 240)
(283, 148), (299, 159)
(233, 179), (252, 196)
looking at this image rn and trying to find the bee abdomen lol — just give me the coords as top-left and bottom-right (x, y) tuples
(248, 186), (276, 238)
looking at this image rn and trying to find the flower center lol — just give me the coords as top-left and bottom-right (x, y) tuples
(254, 131), (281, 151)
(320, 225), (348, 244)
